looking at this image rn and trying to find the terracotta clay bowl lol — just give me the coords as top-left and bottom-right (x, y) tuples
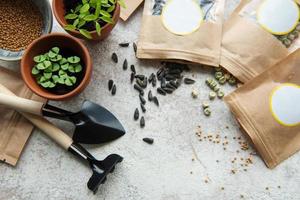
(52, 0), (120, 41)
(21, 33), (92, 101)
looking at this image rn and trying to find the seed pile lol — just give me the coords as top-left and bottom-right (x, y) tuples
(195, 125), (256, 174)
(109, 43), (195, 129)
(0, 0), (43, 51)
(202, 67), (237, 116)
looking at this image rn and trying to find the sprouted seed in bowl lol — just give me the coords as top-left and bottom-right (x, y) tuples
(31, 47), (84, 94)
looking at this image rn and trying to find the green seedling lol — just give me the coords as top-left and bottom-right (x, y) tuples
(31, 47), (83, 89)
(64, 0), (126, 39)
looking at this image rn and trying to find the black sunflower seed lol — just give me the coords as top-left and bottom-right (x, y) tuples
(131, 65), (136, 74)
(130, 72), (135, 83)
(162, 87), (173, 94)
(139, 94), (146, 105)
(152, 77), (157, 87)
(135, 74), (145, 80)
(156, 67), (164, 77)
(153, 96), (159, 107)
(119, 42), (129, 47)
(157, 87), (166, 96)
(169, 80), (178, 89)
(143, 138), (153, 144)
(134, 84), (144, 95)
(148, 90), (153, 101)
(184, 78), (195, 84)
(111, 53), (118, 63)
(140, 116), (145, 128)
(136, 79), (144, 88)
(161, 77), (166, 88)
(141, 103), (146, 113)
(166, 83), (176, 90)
(133, 42), (137, 54)
(123, 59), (128, 70)
(148, 73), (155, 83)
(165, 75), (176, 81)
(108, 80), (114, 91)
(167, 69), (182, 75)
(111, 84), (116, 95)
(134, 108), (139, 120)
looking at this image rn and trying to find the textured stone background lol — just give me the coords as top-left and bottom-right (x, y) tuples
(0, 0), (299, 199)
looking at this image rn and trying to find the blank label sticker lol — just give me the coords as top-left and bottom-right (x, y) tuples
(257, 0), (300, 35)
(161, 0), (204, 35)
(270, 83), (300, 126)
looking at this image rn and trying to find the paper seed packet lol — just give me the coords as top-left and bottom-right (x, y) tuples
(221, 0), (300, 83)
(137, 0), (225, 67)
(120, 0), (144, 21)
(225, 49), (300, 169)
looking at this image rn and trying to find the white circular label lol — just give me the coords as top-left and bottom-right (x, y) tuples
(161, 0), (204, 36)
(270, 83), (300, 126)
(257, 0), (300, 35)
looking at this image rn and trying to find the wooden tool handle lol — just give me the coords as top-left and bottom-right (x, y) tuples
(0, 85), (73, 150)
(0, 93), (43, 116)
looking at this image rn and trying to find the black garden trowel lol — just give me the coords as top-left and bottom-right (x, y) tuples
(0, 85), (123, 194)
(0, 94), (126, 144)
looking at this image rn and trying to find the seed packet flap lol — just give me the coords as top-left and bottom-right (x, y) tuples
(137, 0), (225, 67)
(225, 49), (300, 168)
(121, 0), (144, 21)
(0, 66), (45, 166)
(221, 0), (300, 83)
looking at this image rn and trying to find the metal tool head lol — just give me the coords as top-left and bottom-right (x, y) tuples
(87, 154), (123, 194)
(71, 100), (126, 144)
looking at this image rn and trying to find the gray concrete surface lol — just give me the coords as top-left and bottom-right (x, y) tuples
(0, 0), (299, 199)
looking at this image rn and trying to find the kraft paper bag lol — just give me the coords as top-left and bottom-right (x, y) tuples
(137, 0), (225, 67)
(0, 66), (45, 166)
(225, 49), (300, 168)
(221, 0), (300, 83)
(120, 0), (144, 21)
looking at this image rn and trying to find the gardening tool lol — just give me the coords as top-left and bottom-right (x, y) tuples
(0, 84), (123, 194)
(0, 94), (126, 144)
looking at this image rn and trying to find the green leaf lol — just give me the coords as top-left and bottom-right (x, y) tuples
(95, 1), (101, 17)
(52, 75), (59, 83)
(39, 76), (47, 83)
(50, 55), (62, 62)
(65, 13), (78, 20)
(44, 66), (53, 73)
(64, 24), (76, 31)
(48, 51), (57, 58)
(43, 60), (52, 68)
(59, 70), (66, 76)
(79, 29), (92, 39)
(100, 10), (111, 17)
(36, 63), (45, 70)
(67, 56), (81, 64)
(75, 64), (83, 72)
(95, 21), (101, 36)
(68, 65), (75, 73)
(83, 14), (98, 21)
(82, 0), (88, 4)
(65, 78), (73, 86)
(118, 0), (126, 8)
(31, 67), (39, 75)
(44, 72), (52, 79)
(59, 58), (68, 65)
(78, 20), (86, 28)
(48, 82), (56, 88)
(58, 76), (65, 84)
(41, 81), (51, 88)
(69, 76), (77, 84)
(100, 16), (113, 24)
(52, 63), (60, 71)
(107, 5), (115, 13)
(51, 47), (60, 54)
(80, 4), (90, 13)
(33, 55), (46, 63)
(73, 18), (80, 27)
(75, 4), (82, 13)
(61, 63), (69, 70)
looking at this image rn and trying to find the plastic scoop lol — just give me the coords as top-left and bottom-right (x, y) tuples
(0, 94), (126, 144)
(0, 84), (123, 194)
